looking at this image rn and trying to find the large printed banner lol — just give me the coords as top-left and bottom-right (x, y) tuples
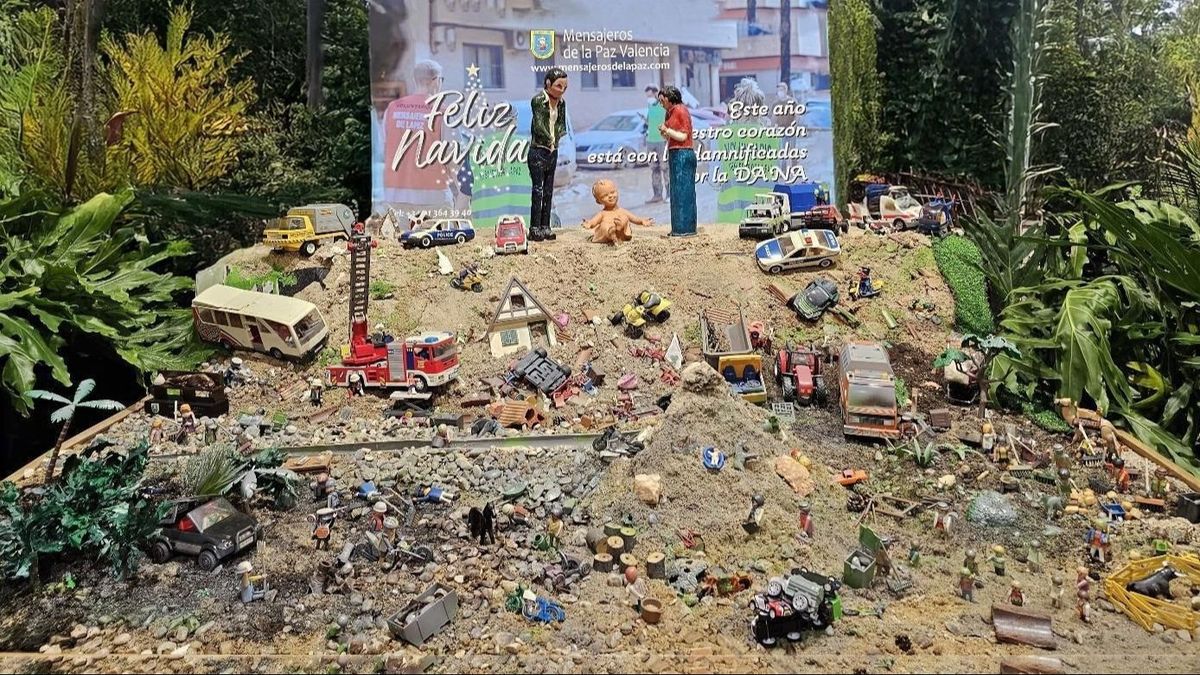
(369, 0), (834, 227)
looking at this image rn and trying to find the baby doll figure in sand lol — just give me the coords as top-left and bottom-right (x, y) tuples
(581, 179), (654, 244)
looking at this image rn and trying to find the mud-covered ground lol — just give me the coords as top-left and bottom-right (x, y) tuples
(2, 227), (1198, 674)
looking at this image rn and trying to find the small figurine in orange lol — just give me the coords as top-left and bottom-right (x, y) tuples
(1112, 457), (1131, 492)
(581, 179), (654, 244)
(797, 501), (814, 538)
(1008, 580), (1025, 606)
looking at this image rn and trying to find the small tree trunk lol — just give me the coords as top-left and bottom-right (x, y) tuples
(44, 418), (74, 484)
(306, 0), (327, 110)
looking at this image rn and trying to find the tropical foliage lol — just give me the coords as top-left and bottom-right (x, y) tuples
(27, 378), (125, 482)
(829, 0), (883, 199)
(183, 445), (301, 509)
(0, 190), (208, 417)
(930, 235), (994, 335)
(0, 440), (165, 583)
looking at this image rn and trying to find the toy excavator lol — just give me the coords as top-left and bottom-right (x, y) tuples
(610, 291), (672, 339)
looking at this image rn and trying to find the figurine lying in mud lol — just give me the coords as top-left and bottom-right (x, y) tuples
(582, 179), (653, 244)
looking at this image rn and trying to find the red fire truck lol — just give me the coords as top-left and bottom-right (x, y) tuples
(326, 233), (460, 391)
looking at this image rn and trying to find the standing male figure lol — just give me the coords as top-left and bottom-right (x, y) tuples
(382, 59), (455, 215)
(644, 85), (667, 204)
(529, 67), (569, 242)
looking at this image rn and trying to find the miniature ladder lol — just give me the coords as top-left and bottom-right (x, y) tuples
(348, 233), (372, 328)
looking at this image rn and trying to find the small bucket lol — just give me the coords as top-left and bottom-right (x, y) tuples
(641, 598), (663, 625)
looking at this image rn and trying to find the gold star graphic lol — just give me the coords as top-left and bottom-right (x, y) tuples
(466, 63), (480, 77)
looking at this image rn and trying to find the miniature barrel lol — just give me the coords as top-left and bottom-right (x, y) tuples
(646, 551), (666, 579)
(641, 597), (663, 625)
(606, 536), (625, 558)
(620, 553), (639, 570)
(593, 552), (614, 573)
(619, 526), (637, 552)
(604, 522), (623, 538)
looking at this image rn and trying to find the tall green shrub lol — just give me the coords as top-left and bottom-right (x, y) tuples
(932, 235), (994, 335)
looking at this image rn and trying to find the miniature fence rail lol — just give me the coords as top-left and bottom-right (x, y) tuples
(148, 433), (604, 462)
(5, 395), (152, 485)
(1103, 554), (1200, 632)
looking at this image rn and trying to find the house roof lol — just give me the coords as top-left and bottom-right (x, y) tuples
(486, 277), (553, 334)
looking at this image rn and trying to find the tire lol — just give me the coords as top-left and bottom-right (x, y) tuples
(893, 219), (905, 231)
(197, 549), (218, 572)
(301, 241), (318, 257)
(414, 546), (434, 562)
(534, 347), (548, 358)
(222, 338), (236, 351)
(269, 348), (284, 360)
(455, 233), (466, 244)
(451, 278), (462, 289)
(471, 283), (483, 293)
(818, 258), (833, 268)
(610, 312), (625, 326)
(769, 265), (783, 274)
(652, 310), (670, 323)
(782, 379), (796, 402)
(149, 541), (172, 564)
(626, 325), (644, 340)
(420, 236), (433, 249)
(410, 376), (427, 393)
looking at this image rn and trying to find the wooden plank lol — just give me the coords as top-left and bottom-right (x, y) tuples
(1000, 656), (1064, 675)
(5, 395), (152, 484)
(992, 604), (1056, 650)
(1113, 429), (1200, 492)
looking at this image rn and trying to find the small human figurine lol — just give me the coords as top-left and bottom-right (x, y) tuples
(413, 485), (457, 504)
(1026, 539), (1043, 573)
(1149, 468), (1170, 500)
(236, 561), (268, 604)
(1008, 580), (1025, 606)
(1085, 519), (1110, 563)
(981, 421), (996, 454)
(1108, 454), (1128, 492)
(1052, 443), (1071, 471)
(742, 494), (765, 534)
(468, 503), (497, 545)
(203, 417), (219, 445)
(382, 516), (400, 549)
(1050, 574), (1065, 609)
(501, 502), (531, 527)
(311, 472), (337, 503)
(224, 357), (246, 387)
(1075, 566), (1092, 623)
(963, 549), (979, 577)
(958, 567), (975, 602)
(547, 505), (565, 549)
(993, 441), (1012, 467)
(797, 501), (814, 539)
(987, 545), (1007, 576)
(234, 425), (254, 456)
(311, 507), (337, 550)
(173, 403), (198, 444)
(875, 538), (893, 578)
(907, 544), (921, 567)
(347, 371), (365, 397)
(623, 566), (648, 609)
(854, 267), (878, 298)
(370, 501), (388, 532)
(309, 377), (324, 407)
(149, 417), (165, 445)
(1152, 528), (1171, 556)
(431, 424), (451, 449)
(1056, 467), (1073, 500)
(581, 179), (654, 245)
(933, 503), (958, 536)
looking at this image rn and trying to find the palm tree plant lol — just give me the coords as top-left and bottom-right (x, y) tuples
(27, 378), (124, 483)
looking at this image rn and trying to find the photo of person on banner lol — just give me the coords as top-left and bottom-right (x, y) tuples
(644, 85), (668, 205)
(381, 58), (456, 217)
(657, 85), (696, 237)
(528, 67), (569, 241)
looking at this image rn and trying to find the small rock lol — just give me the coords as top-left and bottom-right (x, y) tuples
(113, 633), (132, 647)
(1175, 629), (1192, 643)
(70, 625), (87, 640)
(1162, 631), (1176, 644)
(156, 641), (176, 655)
(174, 626), (189, 643)
(151, 625), (168, 640)
(633, 474), (663, 505)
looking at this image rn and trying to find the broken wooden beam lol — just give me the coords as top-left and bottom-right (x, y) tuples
(992, 604), (1056, 650)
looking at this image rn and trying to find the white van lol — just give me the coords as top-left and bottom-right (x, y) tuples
(192, 284), (329, 360)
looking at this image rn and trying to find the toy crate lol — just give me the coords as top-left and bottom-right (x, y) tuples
(842, 525), (881, 589)
(387, 583), (458, 646)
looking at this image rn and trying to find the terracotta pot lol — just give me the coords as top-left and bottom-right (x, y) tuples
(641, 598), (663, 624)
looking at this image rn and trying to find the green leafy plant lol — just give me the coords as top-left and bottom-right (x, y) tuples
(898, 439), (936, 468)
(224, 265), (297, 292)
(182, 445), (300, 508)
(182, 446), (245, 498)
(369, 280), (396, 300)
(893, 377), (909, 408)
(931, 236), (994, 335)
(933, 334), (1021, 415)
(0, 189), (211, 417)
(26, 378), (125, 483)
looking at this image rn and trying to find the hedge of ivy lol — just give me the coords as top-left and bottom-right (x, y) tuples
(932, 235), (995, 335)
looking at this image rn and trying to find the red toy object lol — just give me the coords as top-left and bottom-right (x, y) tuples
(774, 345), (826, 406)
(494, 215), (529, 255)
(835, 469), (869, 487)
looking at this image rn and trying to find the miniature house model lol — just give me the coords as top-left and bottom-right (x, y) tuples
(487, 277), (557, 358)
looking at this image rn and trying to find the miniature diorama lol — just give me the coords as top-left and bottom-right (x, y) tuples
(4, 1), (1200, 673)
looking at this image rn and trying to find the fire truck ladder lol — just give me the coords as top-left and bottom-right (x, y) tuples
(348, 233), (372, 328)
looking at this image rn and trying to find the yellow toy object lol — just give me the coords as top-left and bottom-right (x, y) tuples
(1105, 554), (1200, 632)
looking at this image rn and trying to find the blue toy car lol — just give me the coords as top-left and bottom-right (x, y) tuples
(400, 219), (476, 249)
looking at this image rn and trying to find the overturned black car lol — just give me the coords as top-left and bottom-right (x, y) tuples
(750, 568), (843, 646)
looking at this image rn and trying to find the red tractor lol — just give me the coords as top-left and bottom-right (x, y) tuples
(774, 345), (827, 406)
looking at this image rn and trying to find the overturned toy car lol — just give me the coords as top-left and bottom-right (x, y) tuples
(750, 568), (842, 646)
(611, 291), (672, 340)
(787, 278), (840, 321)
(592, 427), (645, 460)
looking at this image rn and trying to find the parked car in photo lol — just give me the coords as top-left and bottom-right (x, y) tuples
(755, 229), (842, 274)
(148, 497), (261, 571)
(576, 110), (648, 169)
(400, 219), (476, 249)
(508, 99), (576, 187)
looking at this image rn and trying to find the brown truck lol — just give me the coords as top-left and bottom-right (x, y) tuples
(837, 342), (900, 440)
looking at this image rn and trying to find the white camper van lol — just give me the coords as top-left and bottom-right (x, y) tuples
(192, 285), (328, 360)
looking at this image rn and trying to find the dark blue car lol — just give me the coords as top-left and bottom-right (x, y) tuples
(399, 219), (476, 249)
